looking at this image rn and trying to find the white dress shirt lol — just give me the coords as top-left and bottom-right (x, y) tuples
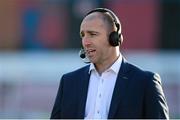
(84, 54), (122, 119)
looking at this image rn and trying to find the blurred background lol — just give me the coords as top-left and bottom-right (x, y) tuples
(0, 0), (180, 118)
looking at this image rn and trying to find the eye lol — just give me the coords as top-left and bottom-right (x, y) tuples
(80, 32), (85, 38)
(90, 33), (96, 36)
(89, 31), (99, 37)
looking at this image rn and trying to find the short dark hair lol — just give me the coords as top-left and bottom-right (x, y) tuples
(100, 12), (117, 32)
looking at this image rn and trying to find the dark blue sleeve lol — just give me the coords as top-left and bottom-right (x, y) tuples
(144, 73), (169, 119)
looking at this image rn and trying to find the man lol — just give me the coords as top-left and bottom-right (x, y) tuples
(50, 8), (169, 119)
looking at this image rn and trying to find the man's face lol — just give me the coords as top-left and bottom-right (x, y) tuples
(80, 13), (113, 64)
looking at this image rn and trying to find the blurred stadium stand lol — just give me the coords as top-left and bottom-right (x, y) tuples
(0, 50), (180, 118)
(0, 0), (180, 118)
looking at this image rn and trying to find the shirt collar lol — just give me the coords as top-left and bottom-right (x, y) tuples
(88, 54), (122, 74)
(89, 63), (96, 74)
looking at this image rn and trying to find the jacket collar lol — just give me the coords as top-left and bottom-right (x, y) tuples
(77, 65), (90, 118)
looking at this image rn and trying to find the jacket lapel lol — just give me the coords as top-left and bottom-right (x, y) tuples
(77, 65), (90, 118)
(108, 58), (130, 118)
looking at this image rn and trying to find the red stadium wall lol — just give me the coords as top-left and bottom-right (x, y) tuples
(105, 0), (161, 50)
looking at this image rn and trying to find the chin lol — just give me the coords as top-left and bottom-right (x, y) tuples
(88, 57), (96, 64)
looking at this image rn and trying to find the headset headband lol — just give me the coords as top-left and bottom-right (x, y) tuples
(86, 8), (120, 33)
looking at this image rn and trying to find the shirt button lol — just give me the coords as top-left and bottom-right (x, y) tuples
(99, 94), (101, 98)
(97, 110), (100, 114)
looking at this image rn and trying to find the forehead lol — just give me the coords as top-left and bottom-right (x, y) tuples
(80, 12), (107, 30)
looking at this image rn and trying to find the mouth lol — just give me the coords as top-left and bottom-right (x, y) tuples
(86, 49), (96, 57)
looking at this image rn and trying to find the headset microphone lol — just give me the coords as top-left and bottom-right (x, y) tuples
(79, 48), (86, 59)
(79, 48), (90, 63)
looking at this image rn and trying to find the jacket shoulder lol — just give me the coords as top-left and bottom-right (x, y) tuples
(124, 61), (161, 84)
(64, 65), (90, 75)
(126, 61), (156, 77)
(62, 65), (90, 79)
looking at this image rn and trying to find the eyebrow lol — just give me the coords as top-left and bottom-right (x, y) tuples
(87, 30), (99, 34)
(80, 30), (99, 37)
(80, 30), (99, 34)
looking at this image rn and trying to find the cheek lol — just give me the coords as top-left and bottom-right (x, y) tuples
(101, 38), (111, 48)
(81, 40), (85, 47)
(98, 44), (108, 55)
(102, 35), (110, 45)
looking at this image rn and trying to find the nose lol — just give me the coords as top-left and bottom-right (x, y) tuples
(82, 37), (91, 47)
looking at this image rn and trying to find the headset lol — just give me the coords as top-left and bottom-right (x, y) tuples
(79, 8), (123, 61)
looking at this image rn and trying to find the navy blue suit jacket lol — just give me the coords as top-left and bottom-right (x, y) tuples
(51, 59), (169, 119)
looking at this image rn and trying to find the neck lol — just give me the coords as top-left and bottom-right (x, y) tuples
(95, 48), (120, 75)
